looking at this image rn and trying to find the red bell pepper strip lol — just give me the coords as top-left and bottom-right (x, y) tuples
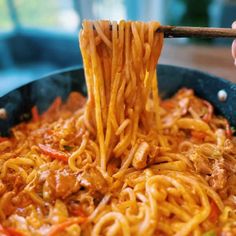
(0, 137), (9, 143)
(225, 120), (232, 139)
(208, 200), (220, 223)
(191, 130), (206, 140)
(31, 106), (40, 122)
(0, 224), (24, 236)
(70, 206), (87, 217)
(38, 144), (68, 162)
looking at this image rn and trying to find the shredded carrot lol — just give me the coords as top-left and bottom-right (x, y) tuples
(225, 120), (232, 139)
(70, 206), (87, 217)
(202, 100), (213, 123)
(38, 144), (68, 162)
(209, 200), (220, 223)
(5, 228), (24, 236)
(0, 224), (24, 236)
(191, 131), (206, 140)
(47, 217), (86, 236)
(31, 106), (40, 122)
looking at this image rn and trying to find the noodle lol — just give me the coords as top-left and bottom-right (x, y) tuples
(0, 20), (236, 236)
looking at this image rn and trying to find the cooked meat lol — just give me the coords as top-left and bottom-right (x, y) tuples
(45, 166), (107, 200)
(63, 92), (86, 112)
(2, 173), (25, 193)
(193, 157), (212, 174)
(179, 97), (189, 116)
(46, 169), (80, 199)
(132, 142), (150, 169)
(11, 191), (32, 208)
(187, 144), (229, 192)
(209, 159), (227, 190)
(189, 150), (212, 175)
(223, 140), (236, 173)
(78, 166), (107, 194)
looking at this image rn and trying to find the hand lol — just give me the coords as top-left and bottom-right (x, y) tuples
(232, 21), (236, 66)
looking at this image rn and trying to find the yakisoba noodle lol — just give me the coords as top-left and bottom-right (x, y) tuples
(0, 20), (236, 236)
(80, 20), (163, 171)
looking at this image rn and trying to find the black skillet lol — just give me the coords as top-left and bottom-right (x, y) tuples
(0, 64), (236, 136)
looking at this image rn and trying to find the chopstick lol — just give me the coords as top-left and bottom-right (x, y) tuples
(91, 23), (236, 38)
(159, 26), (236, 38)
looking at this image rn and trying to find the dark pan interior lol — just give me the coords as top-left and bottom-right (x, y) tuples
(0, 64), (236, 136)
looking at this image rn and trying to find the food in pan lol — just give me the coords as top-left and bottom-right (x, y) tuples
(0, 20), (236, 236)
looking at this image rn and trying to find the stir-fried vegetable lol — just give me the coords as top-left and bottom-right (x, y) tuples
(209, 200), (220, 223)
(38, 144), (68, 162)
(31, 106), (40, 122)
(202, 230), (216, 236)
(0, 224), (23, 236)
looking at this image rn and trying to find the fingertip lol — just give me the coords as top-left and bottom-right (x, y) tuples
(232, 21), (236, 29)
(232, 39), (236, 59)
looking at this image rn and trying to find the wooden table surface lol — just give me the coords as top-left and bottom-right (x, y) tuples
(159, 44), (236, 83)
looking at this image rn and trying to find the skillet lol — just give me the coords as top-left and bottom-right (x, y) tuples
(0, 64), (236, 136)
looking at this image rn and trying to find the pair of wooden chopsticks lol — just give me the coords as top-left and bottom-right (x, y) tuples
(92, 23), (236, 38)
(158, 26), (236, 38)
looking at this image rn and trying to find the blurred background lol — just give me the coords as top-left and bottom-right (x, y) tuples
(0, 0), (236, 95)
